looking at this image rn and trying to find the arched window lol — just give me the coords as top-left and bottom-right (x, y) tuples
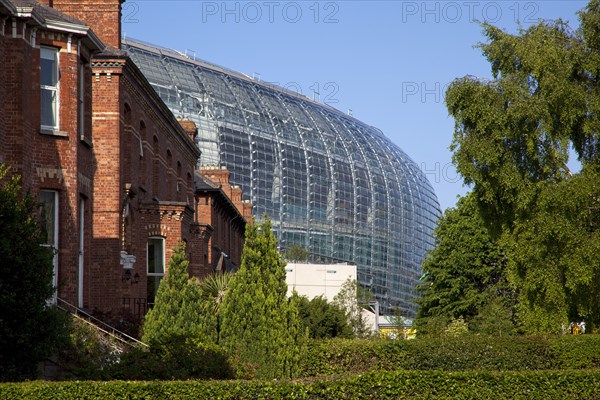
(139, 121), (146, 187)
(187, 172), (193, 205)
(176, 161), (182, 201)
(124, 103), (132, 126)
(166, 150), (173, 199)
(152, 136), (159, 197)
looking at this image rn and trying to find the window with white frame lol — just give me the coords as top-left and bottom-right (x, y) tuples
(147, 237), (165, 307)
(40, 47), (59, 130)
(39, 190), (59, 301)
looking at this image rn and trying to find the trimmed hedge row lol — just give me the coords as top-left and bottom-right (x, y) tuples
(299, 335), (600, 376)
(2, 370), (600, 399)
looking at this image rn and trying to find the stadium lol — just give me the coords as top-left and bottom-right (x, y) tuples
(123, 38), (441, 315)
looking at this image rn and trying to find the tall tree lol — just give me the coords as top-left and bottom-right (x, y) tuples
(219, 217), (304, 379)
(0, 165), (68, 381)
(141, 242), (205, 346)
(415, 193), (511, 333)
(445, 1), (600, 332)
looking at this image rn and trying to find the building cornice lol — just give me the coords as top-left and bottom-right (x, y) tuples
(6, 2), (104, 52)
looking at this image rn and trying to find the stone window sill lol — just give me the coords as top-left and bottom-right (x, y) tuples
(40, 128), (68, 138)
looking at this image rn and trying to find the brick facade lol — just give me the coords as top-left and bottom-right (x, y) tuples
(87, 50), (201, 324)
(191, 166), (252, 278)
(0, 0), (249, 334)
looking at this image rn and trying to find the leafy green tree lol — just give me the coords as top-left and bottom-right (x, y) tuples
(294, 294), (353, 339)
(0, 165), (68, 381)
(507, 168), (600, 332)
(333, 278), (372, 338)
(141, 242), (205, 346)
(219, 217), (305, 379)
(446, 18), (591, 235)
(445, 1), (600, 332)
(415, 194), (511, 332)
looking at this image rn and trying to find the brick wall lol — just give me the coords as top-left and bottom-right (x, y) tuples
(0, 18), (5, 161)
(52, 0), (123, 48)
(193, 167), (250, 278)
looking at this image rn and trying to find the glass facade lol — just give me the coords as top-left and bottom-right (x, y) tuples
(123, 39), (441, 316)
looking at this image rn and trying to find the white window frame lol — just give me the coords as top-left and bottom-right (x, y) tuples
(40, 190), (59, 303)
(147, 237), (165, 306)
(40, 46), (59, 131)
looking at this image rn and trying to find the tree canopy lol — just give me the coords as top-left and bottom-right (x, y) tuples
(445, 0), (600, 332)
(415, 193), (510, 333)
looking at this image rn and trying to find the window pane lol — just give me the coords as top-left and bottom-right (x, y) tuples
(39, 191), (56, 246)
(40, 48), (57, 86)
(147, 238), (164, 273)
(147, 276), (162, 307)
(41, 89), (57, 127)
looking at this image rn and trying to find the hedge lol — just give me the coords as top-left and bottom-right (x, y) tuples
(2, 370), (600, 399)
(298, 335), (600, 376)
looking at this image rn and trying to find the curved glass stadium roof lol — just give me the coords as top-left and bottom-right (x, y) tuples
(123, 38), (441, 315)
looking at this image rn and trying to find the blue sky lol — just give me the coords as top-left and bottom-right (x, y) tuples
(122, 0), (588, 211)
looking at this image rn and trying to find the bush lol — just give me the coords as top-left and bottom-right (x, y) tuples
(107, 335), (234, 380)
(56, 316), (123, 379)
(299, 338), (408, 377)
(3, 370), (600, 399)
(299, 335), (600, 377)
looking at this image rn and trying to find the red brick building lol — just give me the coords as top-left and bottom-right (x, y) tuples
(191, 166), (253, 278)
(0, 0), (249, 332)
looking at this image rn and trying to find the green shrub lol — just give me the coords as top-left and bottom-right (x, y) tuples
(550, 335), (600, 369)
(299, 338), (408, 377)
(3, 370), (600, 399)
(57, 316), (123, 379)
(299, 335), (600, 377)
(107, 335), (234, 380)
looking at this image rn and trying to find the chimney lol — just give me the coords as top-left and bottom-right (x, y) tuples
(242, 200), (253, 221)
(177, 119), (198, 143)
(52, 0), (124, 48)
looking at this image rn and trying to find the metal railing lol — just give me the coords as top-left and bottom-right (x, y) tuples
(55, 297), (148, 348)
(121, 297), (150, 317)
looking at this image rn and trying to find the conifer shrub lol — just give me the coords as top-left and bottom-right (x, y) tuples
(219, 217), (306, 379)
